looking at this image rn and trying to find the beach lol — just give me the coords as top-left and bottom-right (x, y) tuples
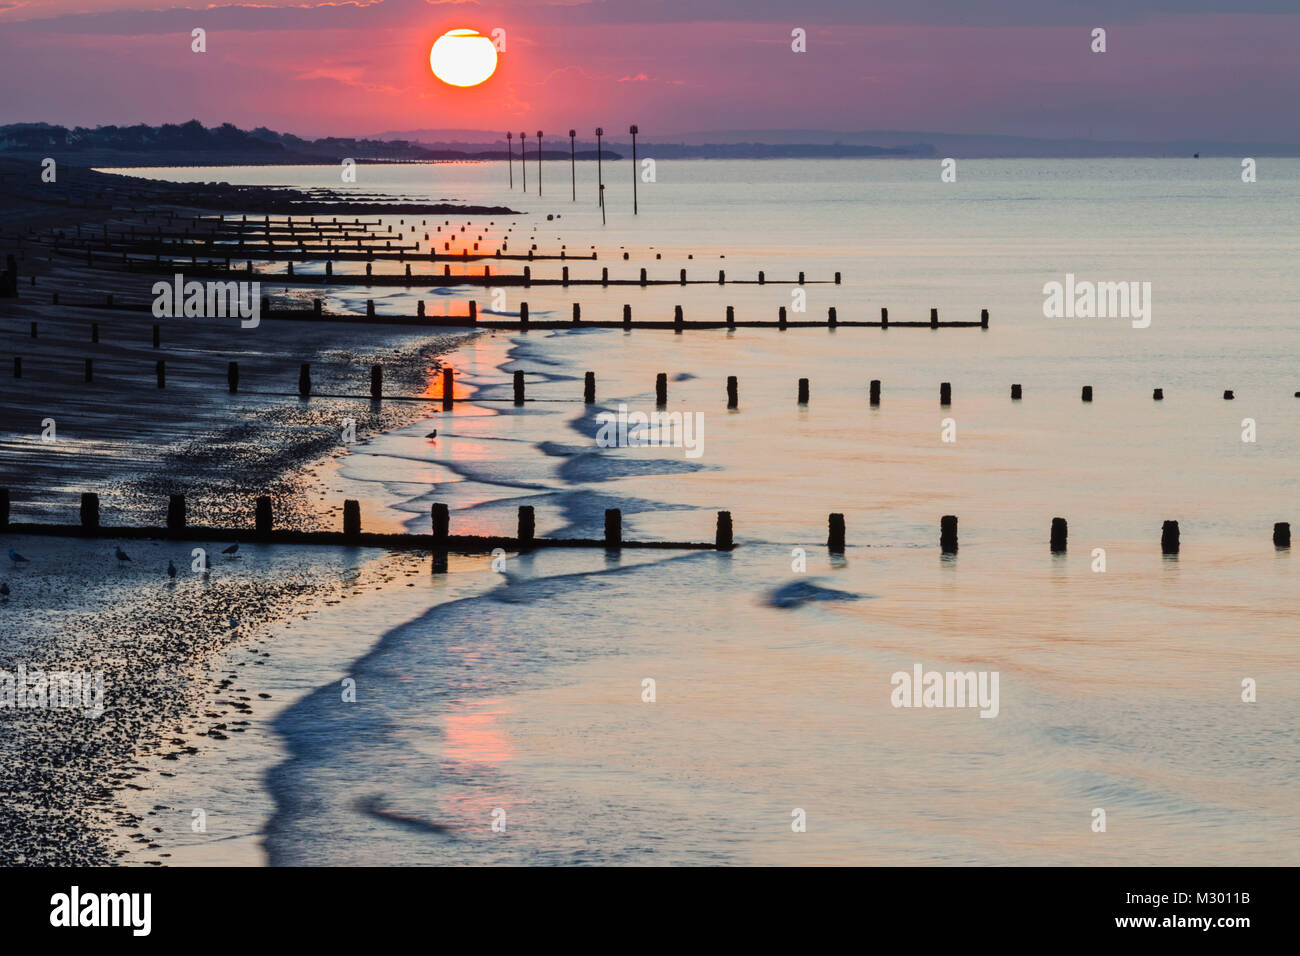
(2, 156), (1298, 866)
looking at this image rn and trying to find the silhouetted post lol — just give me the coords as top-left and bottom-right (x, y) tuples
(1274, 522), (1291, 549)
(726, 305), (735, 327)
(432, 503), (450, 542)
(778, 306), (787, 329)
(640, 267), (647, 286)
(520, 131), (527, 192)
(981, 308), (989, 328)
(630, 125), (639, 214)
(153, 324), (160, 348)
(80, 492), (99, 532)
(828, 307), (837, 327)
(506, 131), (513, 188)
(298, 363), (311, 397)
(1011, 384), (1022, 400)
(727, 375), (738, 409)
(1162, 520), (1180, 555)
(1223, 390), (1235, 400)
(156, 360), (166, 388)
(563, 267), (570, 287)
(520, 302), (529, 326)
(343, 500), (361, 538)
(370, 364), (383, 399)
(168, 494), (186, 535)
(595, 128), (603, 203)
(255, 495), (273, 537)
(513, 369), (525, 405)
(518, 505), (536, 549)
(1082, 386), (1093, 402)
(228, 361), (239, 393)
(604, 508), (622, 550)
(623, 304), (631, 327)
(536, 130), (543, 197)
(835, 272), (841, 284)
(1153, 388), (1164, 400)
(674, 305), (683, 328)
(715, 511), (734, 551)
(442, 367), (454, 409)
(940, 515), (958, 554)
(84, 359), (93, 383)
(869, 380), (881, 406)
(930, 308), (938, 329)
(314, 298), (322, 317)
(940, 382), (951, 405)
(797, 378), (809, 404)
(584, 371), (596, 403)
(1050, 517), (1068, 553)
(469, 300), (477, 323)
(679, 268), (686, 285)
(569, 129), (576, 201)
(656, 372), (667, 405)
(758, 271), (765, 285)
(881, 307), (889, 328)
(828, 513), (846, 553)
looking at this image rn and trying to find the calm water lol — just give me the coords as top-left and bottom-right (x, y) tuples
(112, 160), (1300, 864)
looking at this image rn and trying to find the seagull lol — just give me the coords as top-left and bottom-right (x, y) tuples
(222, 544), (239, 557)
(115, 546), (132, 564)
(167, 560), (177, 580)
(425, 429), (438, 439)
(8, 550), (29, 566)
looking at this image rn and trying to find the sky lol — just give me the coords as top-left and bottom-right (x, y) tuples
(1, 0), (1297, 142)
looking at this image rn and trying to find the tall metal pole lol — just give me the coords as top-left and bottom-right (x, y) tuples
(569, 129), (576, 201)
(630, 124), (638, 215)
(595, 127), (603, 206)
(506, 132), (513, 189)
(536, 131), (542, 197)
(520, 131), (526, 193)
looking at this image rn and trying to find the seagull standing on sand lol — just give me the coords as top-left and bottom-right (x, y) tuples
(115, 546), (132, 565)
(9, 550), (30, 566)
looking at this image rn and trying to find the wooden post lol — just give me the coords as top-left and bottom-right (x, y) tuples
(1011, 384), (1022, 400)
(167, 494), (186, 534)
(156, 360), (166, 388)
(518, 505), (535, 549)
(366, 300), (375, 319)
(727, 376), (738, 409)
(797, 378), (809, 404)
(602, 267), (608, 286)
(81, 492), (99, 532)
(298, 363), (310, 397)
(572, 302), (580, 323)
(1161, 520), (1180, 555)
(584, 371), (596, 403)
(255, 495), (272, 537)
(940, 382), (951, 405)
(470, 300), (478, 323)
(881, 307), (889, 328)
(604, 508), (622, 550)
(726, 306), (735, 327)
(835, 272), (841, 284)
(719, 270), (726, 284)
(778, 306), (787, 329)
(798, 271), (805, 285)
(562, 266), (569, 286)
(981, 308), (989, 328)
(432, 502), (450, 542)
(828, 307), (837, 327)
(1050, 517), (1067, 553)
(758, 271), (765, 285)
(343, 500), (361, 538)
(1082, 386), (1093, 402)
(1223, 390), (1234, 400)
(679, 269), (686, 285)
(715, 511), (734, 551)
(640, 268), (647, 286)
(930, 308), (938, 329)
(513, 370), (525, 405)
(940, 515), (958, 554)
(313, 299), (321, 317)
(674, 305), (683, 328)
(827, 513), (846, 553)
(84, 359), (93, 383)
(442, 367), (454, 409)
(518, 302), (528, 326)
(623, 304), (631, 327)
(656, 372), (667, 406)
(1274, 522), (1291, 549)
(370, 365), (383, 399)
(1153, 388), (1164, 400)
(228, 361), (239, 393)
(152, 324), (160, 348)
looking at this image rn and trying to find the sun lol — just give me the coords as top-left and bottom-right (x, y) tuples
(430, 29), (498, 87)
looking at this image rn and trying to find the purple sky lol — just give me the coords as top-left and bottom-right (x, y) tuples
(1, 0), (1297, 142)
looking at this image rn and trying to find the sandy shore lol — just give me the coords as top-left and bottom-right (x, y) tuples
(0, 161), (493, 864)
